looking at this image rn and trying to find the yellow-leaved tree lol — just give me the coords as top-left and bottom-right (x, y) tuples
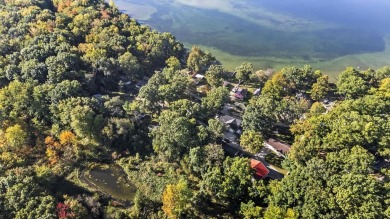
(162, 179), (193, 219)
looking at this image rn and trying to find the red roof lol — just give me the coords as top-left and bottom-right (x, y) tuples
(250, 159), (269, 179)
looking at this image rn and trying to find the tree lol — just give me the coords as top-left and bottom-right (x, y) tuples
(201, 157), (253, 206)
(311, 75), (330, 101)
(187, 46), (215, 73)
(275, 97), (310, 125)
(165, 56), (181, 72)
(0, 167), (56, 219)
(337, 67), (369, 99)
(264, 206), (298, 219)
(5, 124), (28, 149)
(205, 65), (224, 87)
(282, 65), (321, 92)
(169, 99), (200, 118)
(242, 95), (278, 134)
(118, 51), (140, 80)
(0, 81), (37, 123)
(262, 72), (291, 99)
(235, 62), (253, 83)
(200, 87), (229, 119)
(162, 179), (193, 219)
(207, 119), (225, 141)
(240, 130), (264, 154)
(309, 102), (326, 116)
(151, 110), (198, 161)
(70, 105), (104, 140)
(240, 201), (262, 219)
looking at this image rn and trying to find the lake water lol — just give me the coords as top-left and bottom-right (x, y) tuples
(115, 0), (390, 77)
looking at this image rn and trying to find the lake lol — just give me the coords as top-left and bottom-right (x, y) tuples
(115, 0), (390, 78)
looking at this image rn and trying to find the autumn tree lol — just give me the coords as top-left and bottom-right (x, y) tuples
(162, 179), (193, 219)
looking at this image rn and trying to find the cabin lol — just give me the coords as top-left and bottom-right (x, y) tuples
(250, 159), (269, 179)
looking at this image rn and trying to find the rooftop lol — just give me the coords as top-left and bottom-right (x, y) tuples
(250, 159), (270, 179)
(265, 138), (291, 153)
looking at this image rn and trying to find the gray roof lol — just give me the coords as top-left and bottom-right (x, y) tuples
(219, 115), (242, 127)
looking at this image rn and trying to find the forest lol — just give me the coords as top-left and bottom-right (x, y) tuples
(0, 0), (389, 218)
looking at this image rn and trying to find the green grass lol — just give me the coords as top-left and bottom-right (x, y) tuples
(265, 153), (284, 167)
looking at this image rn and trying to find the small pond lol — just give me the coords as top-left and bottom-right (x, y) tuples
(81, 164), (136, 202)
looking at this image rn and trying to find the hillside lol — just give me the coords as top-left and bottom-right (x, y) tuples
(0, 0), (389, 218)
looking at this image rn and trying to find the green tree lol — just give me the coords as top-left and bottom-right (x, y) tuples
(205, 65), (224, 87)
(235, 62), (253, 83)
(240, 130), (264, 154)
(169, 99), (200, 118)
(262, 72), (291, 99)
(207, 119), (225, 141)
(240, 201), (262, 219)
(5, 124), (28, 149)
(201, 157), (253, 206)
(282, 65), (321, 92)
(118, 51), (141, 80)
(187, 46), (215, 73)
(242, 95), (278, 134)
(311, 75), (330, 101)
(151, 110), (198, 161)
(309, 102), (326, 116)
(201, 87), (229, 119)
(337, 67), (369, 99)
(165, 56), (181, 72)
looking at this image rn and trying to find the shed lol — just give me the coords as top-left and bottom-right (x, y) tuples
(250, 159), (269, 179)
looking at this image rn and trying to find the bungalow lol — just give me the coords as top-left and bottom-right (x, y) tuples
(265, 138), (291, 156)
(250, 159), (269, 179)
(231, 85), (247, 100)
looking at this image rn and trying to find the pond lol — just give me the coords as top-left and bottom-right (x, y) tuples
(81, 164), (136, 202)
(114, 0), (390, 77)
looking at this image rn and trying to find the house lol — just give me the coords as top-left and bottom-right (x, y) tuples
(265, 138), (291, 156)
(223, 132), (238, 143)
(250, 159), (269, 179)
(231, 85), (247, 100)
(219, 115), (242, 131)
(235, 88), (248, 100)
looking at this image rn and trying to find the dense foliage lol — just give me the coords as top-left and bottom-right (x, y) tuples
(0, 0), (388, 218)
